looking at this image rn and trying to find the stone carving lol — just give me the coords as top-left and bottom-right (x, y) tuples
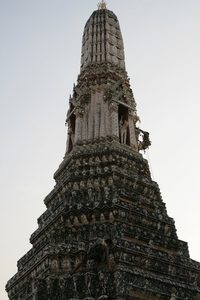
(71, 238), (112, 276)
(68, 121), (75, 146)
(138, 128), (151, 151)
(119, 116), (128, 144)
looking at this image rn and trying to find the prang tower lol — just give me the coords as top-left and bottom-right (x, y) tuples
(6, 2), (200, 300)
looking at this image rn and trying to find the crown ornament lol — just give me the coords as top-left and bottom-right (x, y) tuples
(97, 0), (107, 10)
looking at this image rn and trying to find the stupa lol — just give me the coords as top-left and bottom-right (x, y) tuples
(6, 1), (200, 299)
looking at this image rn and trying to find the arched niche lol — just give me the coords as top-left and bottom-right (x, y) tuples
(67, 104), (76, 153)
(118, 104), (130, 146)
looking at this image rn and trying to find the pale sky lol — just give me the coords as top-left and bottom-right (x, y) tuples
(1, 1), (200, 299)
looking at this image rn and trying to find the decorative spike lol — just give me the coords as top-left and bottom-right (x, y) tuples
(97, 0), (107, 10)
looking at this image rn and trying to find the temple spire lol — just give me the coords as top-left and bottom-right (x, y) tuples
(64, 7), (141, 156)
(6, 5), (200, 300)
(80, 8), (126, 72)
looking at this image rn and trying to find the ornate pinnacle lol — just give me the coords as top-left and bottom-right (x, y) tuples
(97, 0), (107, 10)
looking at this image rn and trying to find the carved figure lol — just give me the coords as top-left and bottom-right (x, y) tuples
(68, 122), (75, 146)
(138, 129), (151, 150)
(87, 188), (95, 202)
(80, 180), (85, 189)
(85, 274), (92, 296)
(73, 182), (79, 190)
(46, 277), (52, 294)
(71, 237), (112, 275)
(119, 116), (128, 144)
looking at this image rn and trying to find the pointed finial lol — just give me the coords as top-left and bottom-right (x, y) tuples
(97, 0), (107, 10)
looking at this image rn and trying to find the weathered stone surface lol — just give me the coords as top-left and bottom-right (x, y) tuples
(6, 5), (200, 300)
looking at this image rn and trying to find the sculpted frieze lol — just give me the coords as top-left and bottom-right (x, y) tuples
(34, 267), (198, 300)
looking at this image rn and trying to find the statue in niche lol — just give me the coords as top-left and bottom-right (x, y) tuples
(72, 276), (78, 298)
(101, 178), (106, 187)
(99, 271), (107, 295)
(87, 178), (93, 188)
(88, 157), (93, 166)
(58, 276), (65, 293)
(65, 108), (76, 154)
(104, 185), (110, 199)
(119, 116), (128, 144)
(80, 180), (85, 189)
(135, 127), (140, 143)
(108, 154), (113, 162)
(73, 182), (79, 190)
(170, 293), (176, 300)
(138, 128), (151, 151)
(102, 155), (108, 163)
(68, 122), (75, 146)
(95, 156), (101, 165)
(93, 179), (102, 201)
(94, 178), (100, 189)
(108, 176), (114, 187)
(71, 237), (112, 275)
(87, 188), (94, 202)
(85, 273), (92, 296)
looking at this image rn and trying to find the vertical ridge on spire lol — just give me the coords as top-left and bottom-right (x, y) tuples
(81, 9), (126, 72)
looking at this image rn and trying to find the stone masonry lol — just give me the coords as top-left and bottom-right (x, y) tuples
(6, 3), (200, 300)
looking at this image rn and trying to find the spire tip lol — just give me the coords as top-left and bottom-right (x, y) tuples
(97, 0), (107, 10)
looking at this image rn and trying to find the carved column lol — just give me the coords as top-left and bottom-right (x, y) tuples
(100, 92), (109, 138)
(109, 101), (119, 141)
(74, 109), (83, 143)
(128, 109), (139, 151)
(65, 125), (70, 154)
(82, 105), (88, 142)
(94, 92), (101, 139)
(88, 94), (95, 140)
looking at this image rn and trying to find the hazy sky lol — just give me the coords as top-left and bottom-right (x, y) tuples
(1, 1), (200, 299)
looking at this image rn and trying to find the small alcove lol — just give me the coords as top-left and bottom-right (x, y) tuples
(118, 104), (130, 146)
